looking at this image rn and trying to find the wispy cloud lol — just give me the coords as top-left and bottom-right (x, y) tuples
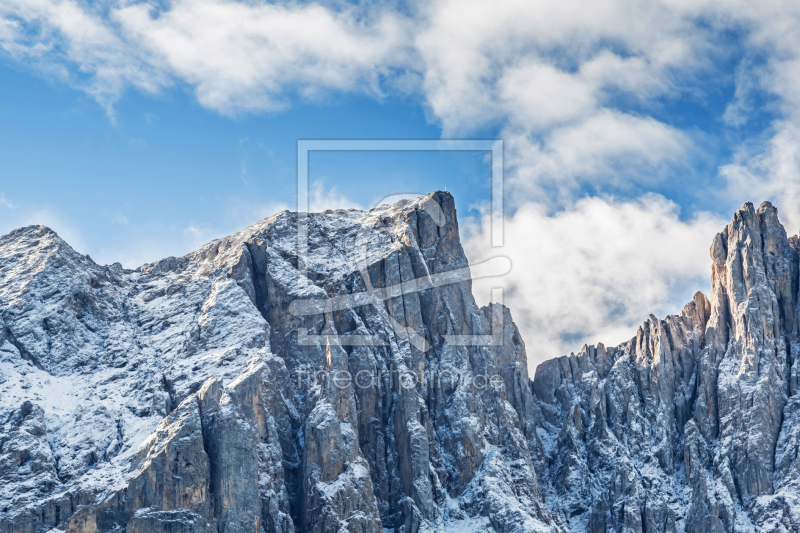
(112, 212), (129, 225)
(720, 122), (800, 233)
(183, 223), (217, 248)
(309, 179), (361, 212)
(0, 0), (169, 119)
(722, 60), (759, 128)
(0, 193), (15, 209)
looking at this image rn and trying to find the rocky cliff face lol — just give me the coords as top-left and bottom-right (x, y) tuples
(0, 192), (562, 533)
(0, 194), (798, 533)
(532, 201), (800, 533)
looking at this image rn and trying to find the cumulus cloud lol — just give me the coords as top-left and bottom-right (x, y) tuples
(412, 0), (718, 216)
(113, 0), (408, 114)
(416, 0), (800, 366)
(720, 122), (800, 233)
(503, 112), (691, 207)
(6, 0), (800, 368)
(0, 0), (409, 116)
(462, 195), (724, 367)
(412, 0), (746, 137)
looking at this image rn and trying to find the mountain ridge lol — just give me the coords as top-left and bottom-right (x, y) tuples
(0, 193), (798, 533)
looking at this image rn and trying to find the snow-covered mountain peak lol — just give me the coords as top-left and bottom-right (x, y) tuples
(2, 193), (800, 533)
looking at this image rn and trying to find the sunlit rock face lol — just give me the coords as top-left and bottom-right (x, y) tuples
(0, 192), (562, 533)
(1, 194), (799, 533)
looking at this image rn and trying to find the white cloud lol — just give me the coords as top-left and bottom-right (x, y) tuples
(309, 180), (361, 212)
(411, 0), (716, 216)
(710, 4), (800, 237)
(415, 0), (800, 369)
(462, 195), (723, 368)
(722, 60), (759, 127)
(6, 0), (800, 369)
(183, 223), (215, 247)
(497, 59), (596, 132)
(2, 0), (799, 137)
(0, 193), (15, 209)
(115, 0), (410, 114)
(112, 212), (129, 225)
(0, 0), (409, 116)
(414, 0), (712, 135)
(720, 121), (800, 234)
(0, 0), (168, 117)
(503, 111), (690, 207)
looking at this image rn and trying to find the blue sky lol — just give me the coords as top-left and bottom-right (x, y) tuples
(2, 0), (800, 366)
(0, 63), (493, 266)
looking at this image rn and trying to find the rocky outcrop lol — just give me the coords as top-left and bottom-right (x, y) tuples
(60, 360), (291, 533)
(2, 195), (800, 533)
(685, 202), (797, 532)
(531, 201), (800, 533)
(0, 192), (563, 533)
(0, 402), (62, 533)
(533, 294), (709, 532)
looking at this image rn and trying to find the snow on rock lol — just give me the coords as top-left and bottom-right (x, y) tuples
(2, 196), (799, 533)
(531, 201), (800, 533)
(0, 193), (563, 533)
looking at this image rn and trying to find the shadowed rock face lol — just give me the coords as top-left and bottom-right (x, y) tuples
(0, 192), (562, 533)
(1, 196), (799, 533)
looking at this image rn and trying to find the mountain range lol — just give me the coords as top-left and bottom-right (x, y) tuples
(1, 192), (798, 533)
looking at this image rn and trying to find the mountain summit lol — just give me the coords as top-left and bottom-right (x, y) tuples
(0, 194), (799, 533)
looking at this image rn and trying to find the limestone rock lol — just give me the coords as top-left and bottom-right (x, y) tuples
(4, 195), (799, 533)
(0, 193), (562, 533)
(532, 202), (800, 533)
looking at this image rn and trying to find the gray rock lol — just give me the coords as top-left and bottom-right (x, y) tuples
(532, 201), (800, 533)
(0, 193), (563, 533)
(3, 195), (799, 533)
